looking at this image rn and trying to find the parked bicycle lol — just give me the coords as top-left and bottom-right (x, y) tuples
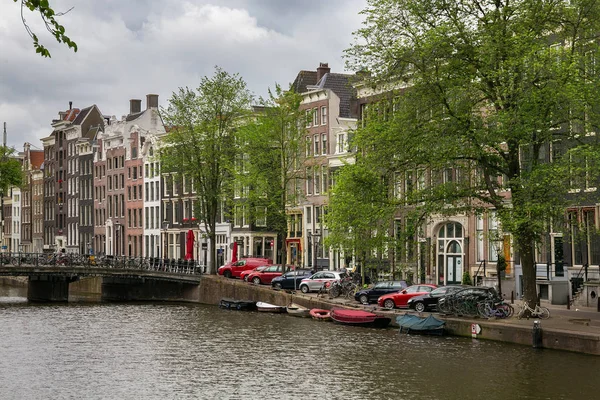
(516, 301), (550, 320)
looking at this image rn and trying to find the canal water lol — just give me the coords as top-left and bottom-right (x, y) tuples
(0, 285), (596, 400)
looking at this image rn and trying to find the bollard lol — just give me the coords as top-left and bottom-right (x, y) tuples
(567, 295), (571, 310)
(511, 291), (514, 304)
(532, 320), (543, 349)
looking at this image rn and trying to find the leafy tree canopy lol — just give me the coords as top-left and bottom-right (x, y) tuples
(345, 0), (600, 304)
(160, 66), (253, 273)
(14, 0), (77, 57)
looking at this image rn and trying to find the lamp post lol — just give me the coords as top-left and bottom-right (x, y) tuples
(308, 231), (321, 270)
(114, 221), (121, 256)
(161, 220), (170, 260)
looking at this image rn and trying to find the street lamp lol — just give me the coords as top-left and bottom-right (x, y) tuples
(308, 231), (321, 270)
(161, 220), (170, 260)
(114, 221), (121, 256)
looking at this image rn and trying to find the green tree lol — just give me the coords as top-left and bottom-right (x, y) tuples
(13, 0), (77, 57)
(346, 0), (600, 307)
(160, 67), (253, 274)
(325, 162), (396, 284)
(236, 85), (306, 269)
(0, 145), (23, 195)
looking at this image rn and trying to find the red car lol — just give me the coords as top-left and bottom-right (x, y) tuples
(240, 265), (268, 282)
(246, 264), (294, 285)
(377, 284), (437, 309)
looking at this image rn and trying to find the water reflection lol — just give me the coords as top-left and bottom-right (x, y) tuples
(0, 285), (596, 399)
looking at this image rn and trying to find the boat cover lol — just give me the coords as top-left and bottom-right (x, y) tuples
(396, 314), (445, 331)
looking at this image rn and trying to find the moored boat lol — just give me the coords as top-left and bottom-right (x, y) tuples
(396, 314), (445, 335)
(329, 308), (391, 328)
(256, 301), (286, 313)
(310, 308), (331, 321)
(286, 303), (311, 318)
(219, 298), (256, 311)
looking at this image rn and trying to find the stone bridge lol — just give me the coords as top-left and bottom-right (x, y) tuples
(0, 256), (202, 302)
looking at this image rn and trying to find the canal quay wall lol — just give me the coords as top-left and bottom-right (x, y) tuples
(197, 275), (600, 356)
(2, 275), (599, 355)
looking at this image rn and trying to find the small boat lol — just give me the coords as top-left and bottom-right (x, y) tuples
(310, 308), (331, 321)
(286, 303), (311, 318)
(256, 302), (286, 313)
(396, 314), (445, 335)
(219, 298), (256, 311)
(330, 308), (391, 328)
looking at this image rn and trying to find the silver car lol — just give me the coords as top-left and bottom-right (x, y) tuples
(299, 271), (348, 293)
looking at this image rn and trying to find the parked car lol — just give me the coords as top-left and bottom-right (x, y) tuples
(247, 264), (295, 285)
(407, 285), (470, 312)
(377, 284), (437, 309)
(271, 269), (313, 290)
(299, 271), (348, 294)
(217, 257), (272, 279)
(240, 265), (268, 282)
(354, 280), (408, 305)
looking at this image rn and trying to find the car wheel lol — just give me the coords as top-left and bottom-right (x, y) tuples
(243, 276), (249, 282)
(273, 283), (282, 290)
(224, 270), (232, 279)
(359, 294), (369, 305)
(414, 302), (426, 313)
(383, 299), (395, 309)
(252, 277), (261, 285)
(300, 285), (309, 294)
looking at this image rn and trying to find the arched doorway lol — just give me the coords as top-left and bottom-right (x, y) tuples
(437, 222), (464, 285)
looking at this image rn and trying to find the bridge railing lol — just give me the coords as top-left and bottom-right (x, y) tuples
(0, 252), (203, 275)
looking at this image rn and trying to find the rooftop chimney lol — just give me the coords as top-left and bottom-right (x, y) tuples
(69, 101), (72, 110)
(317, 62), (331, 82)
(146, 94), (159, 110)
(130, 99), (142, 114)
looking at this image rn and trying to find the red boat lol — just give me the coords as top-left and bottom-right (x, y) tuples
(330, 308), (391, 328)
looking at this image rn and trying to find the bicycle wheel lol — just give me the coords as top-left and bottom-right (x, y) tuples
(537, 307), (550, 319)
(329, 285), (341, 298)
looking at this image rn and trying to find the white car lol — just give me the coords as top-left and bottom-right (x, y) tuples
(299, 271), (348, 293)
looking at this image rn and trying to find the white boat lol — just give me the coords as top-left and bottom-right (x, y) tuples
(286, 303), (311, 318)
(256, 301), (286, 313)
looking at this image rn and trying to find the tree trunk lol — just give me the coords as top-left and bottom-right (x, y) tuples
(518, 235), (538, 309)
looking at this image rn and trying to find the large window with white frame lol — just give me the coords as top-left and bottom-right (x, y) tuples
(321, 106), (327, 125)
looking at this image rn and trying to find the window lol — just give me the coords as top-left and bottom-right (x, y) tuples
(313, 108), (319, 126)
(133, 167), (137, 180)
(321, 133), (327, 155)
(132, 147), (138, 158)
(234, 206), (243, 227)
(321, 106), (327, 125)
(313, 135), (319, 155)
(306, 167), (313, 195)
(306, 206), (312, 224)
(488, 211), (499, 262)
(314, 166), (320, 194)
(255, 206), (267, 227)
(306, 136), (312, 156)
(476, 214), (484, 262)
(306, 110), (311, 128)
(337, 133), (346, 154)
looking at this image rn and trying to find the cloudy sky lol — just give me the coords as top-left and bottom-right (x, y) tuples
(0, 0), (367, 149)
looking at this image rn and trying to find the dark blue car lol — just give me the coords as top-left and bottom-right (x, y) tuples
(354, 280), (408, 305)
(271, 269), (313, 290)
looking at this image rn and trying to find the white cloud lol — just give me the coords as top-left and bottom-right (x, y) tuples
(0, 0), (366, 149)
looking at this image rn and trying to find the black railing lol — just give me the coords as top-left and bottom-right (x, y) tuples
(0, 252), (204, 275)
